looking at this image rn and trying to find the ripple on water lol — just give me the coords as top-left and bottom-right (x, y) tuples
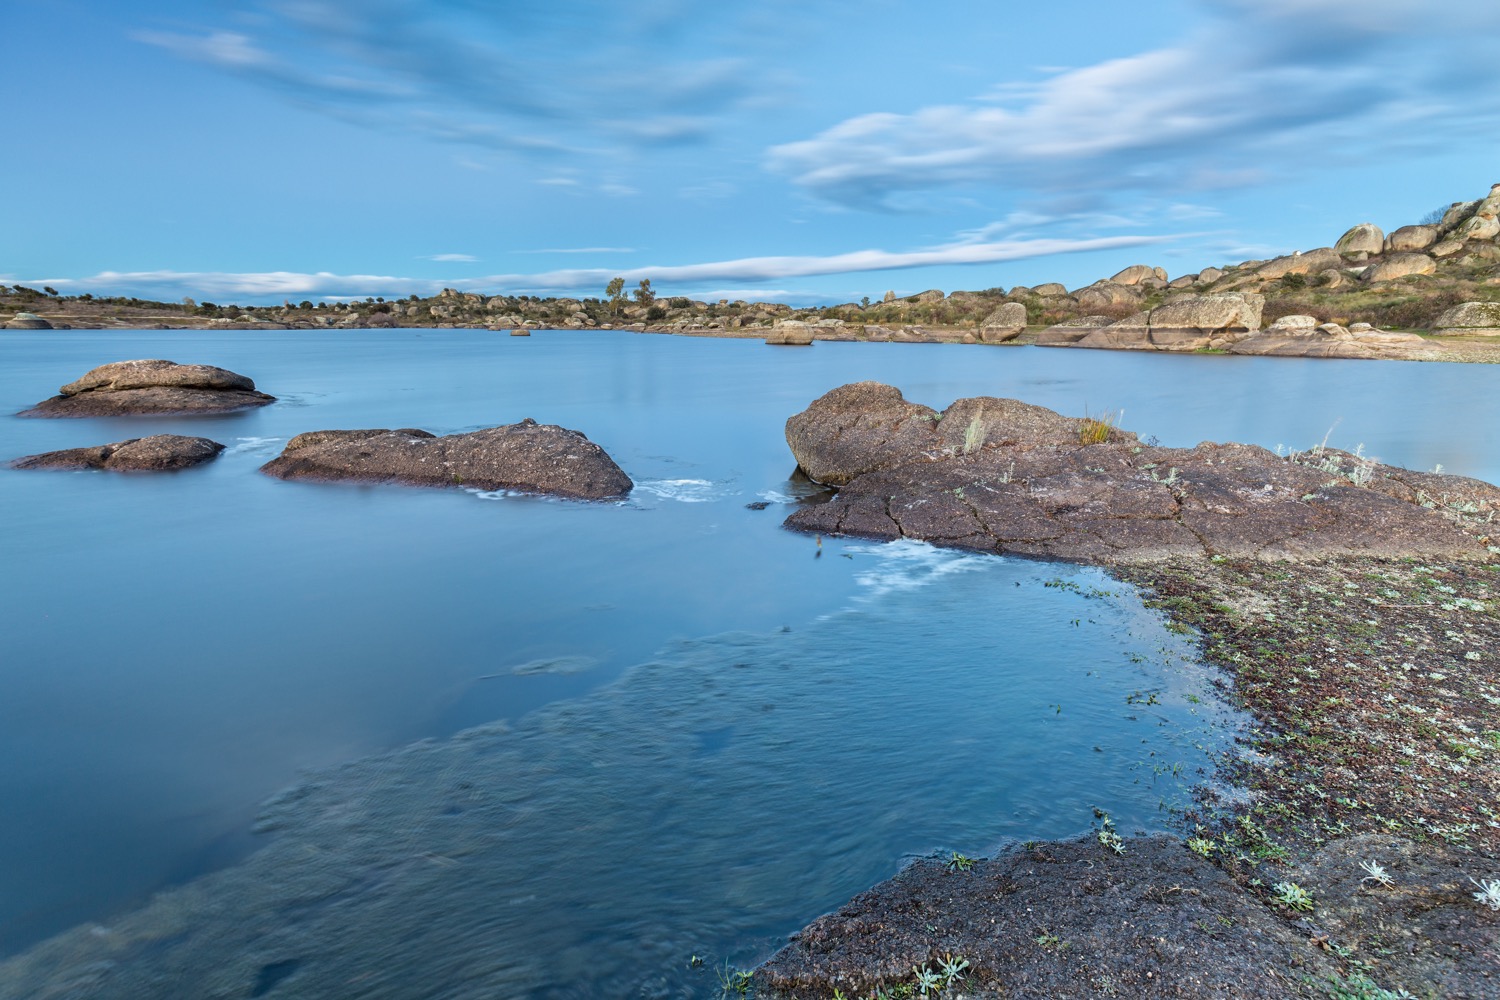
(0, 554), (1242, 1000)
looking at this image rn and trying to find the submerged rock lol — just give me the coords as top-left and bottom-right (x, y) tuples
(783, 384), (1498, 563)
(22, 359), (275, 417)
(10, 434), (225, 471)
(260, 421), (632, 500)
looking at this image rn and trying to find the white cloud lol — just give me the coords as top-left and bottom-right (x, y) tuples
(770, 0), (1500, 206)
(419, 253), (479, 262)
(37, 233), (1173, 300)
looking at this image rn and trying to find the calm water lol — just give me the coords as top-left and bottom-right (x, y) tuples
(1, 330), (1496, 996)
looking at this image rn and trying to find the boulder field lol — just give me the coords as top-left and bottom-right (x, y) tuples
(782, 382), (1499, 564)
(260, 420), (633, 501)
(21, 360), (275, 417)
(10, 434), (225, 471)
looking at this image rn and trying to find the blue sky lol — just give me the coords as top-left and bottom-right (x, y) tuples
(6, 0), (1499, 304)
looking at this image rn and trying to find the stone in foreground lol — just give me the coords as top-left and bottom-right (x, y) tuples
(11, 434), (225, 471)
(22, 359), (275, 417)
(261, 421), (632, 500)
(784, 383), (1499, 563)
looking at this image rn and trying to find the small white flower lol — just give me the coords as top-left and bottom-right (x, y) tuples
(1359, 860), (1394, 888)
(1472, 877), (1500, 912)
(1466, 652), (1483, 662)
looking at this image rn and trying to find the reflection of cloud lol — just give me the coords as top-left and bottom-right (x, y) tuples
(770, 0), (1500, 206)
(38, 233), (1173, 300)
(133, 1), (825, 156)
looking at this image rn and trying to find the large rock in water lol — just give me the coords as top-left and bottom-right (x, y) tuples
(260, 421), (632, 500)
(782, 383), (1499, 564)
(1433, 301), (1500, 336)
(784, 381), (1132, 487)
(764, 321), (814, 346)
(11, 435), (224, 471)
(21, 360), (275, 417)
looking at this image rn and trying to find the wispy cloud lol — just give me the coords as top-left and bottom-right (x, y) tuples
(770, 0), (1500, 207)
(36, 233), (1173, 301)
(133, 1), (822, 157)
(418, 253), (479, 263)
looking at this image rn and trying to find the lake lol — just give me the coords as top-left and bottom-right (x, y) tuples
(1, 329), (1496, 997)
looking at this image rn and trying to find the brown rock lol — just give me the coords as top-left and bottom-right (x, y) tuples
(1433, 301), (1500, 337)
(1362, 253), (1437, 283)
(781, 385), (1495, 563)
(765, 321), (815, 346)
(261, 421), (632, 500)
(1334, 223), (1385, 254)
(22, 360), (275, 417)
(1385, 225), (1439, 252)
(11, 435), (225, 471)
(4, 312), (53, 330)
(1074, 282), (1141, 311)
(1035, 315), (1115, 346)
(1109, 264), (1157, 285)
(1257, 247), (1342, 279)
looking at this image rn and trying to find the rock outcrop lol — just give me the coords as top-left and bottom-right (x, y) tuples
(1433, 301), (1500, 337)
(1043, 294), (1263, 352)
(1334, 223), (1385, 255)
(260, 421), (632, 500)
(11, 435), (225, 471)
(977, 302), (1027, 342)
(1256, 247), (1343, 279)
(1385, 225), (1439, 252)
(765, 321), (815, 346)
(782, 384), (1496, 563)
(1362, 253), (1436, 283)
(4, 312), (52, 330)
(1230, 316), (1429, 359)
(22, 360), (275, 417)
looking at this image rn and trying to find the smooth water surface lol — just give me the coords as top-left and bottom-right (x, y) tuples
(2, 330), (1496, 989)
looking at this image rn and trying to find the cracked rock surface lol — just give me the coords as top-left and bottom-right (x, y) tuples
(260, 420), (633, 500)
(21, 360), (276, 417)
(783, 382), (1499, 563)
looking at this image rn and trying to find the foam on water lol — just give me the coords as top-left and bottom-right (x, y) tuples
(845, 538), (991, 599)
(224, 436), (284, 456)
(632, 478), (736, 503)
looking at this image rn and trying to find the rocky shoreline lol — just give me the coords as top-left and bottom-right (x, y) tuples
(752, 387), (1500, 999)
(6, 185), (1498, 364)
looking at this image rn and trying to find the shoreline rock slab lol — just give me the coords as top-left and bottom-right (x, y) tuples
(21, 360), (275, 417)
(4, 311), (53, 330)
(1434, 301), (1500, 337)
(1230, 316), (1431, 359)
(260, 421), (633, 500)
(783, 384), (1498, 563)
(10, 434), (225, 471)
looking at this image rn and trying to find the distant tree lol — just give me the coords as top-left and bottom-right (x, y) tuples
(605, 277), (625, 302)
(633, 279), (655, 307)
(298, 300), (314, 310)
(43, 286), (59, 296)
(182, 297), (196, 311)
(860, 296), (871, 308)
